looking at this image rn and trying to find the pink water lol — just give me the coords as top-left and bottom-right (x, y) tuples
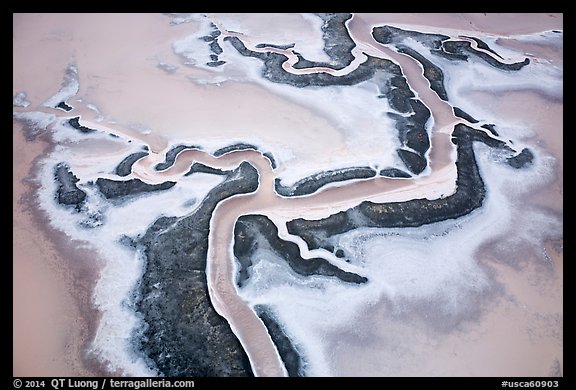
(13, 13), (562, 377)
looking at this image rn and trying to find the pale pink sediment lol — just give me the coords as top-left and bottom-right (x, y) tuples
(13, 13), (562, 377)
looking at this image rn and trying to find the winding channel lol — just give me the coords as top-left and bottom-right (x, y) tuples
(13, 13), (541, 377)
(146, 14), (519, 376)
